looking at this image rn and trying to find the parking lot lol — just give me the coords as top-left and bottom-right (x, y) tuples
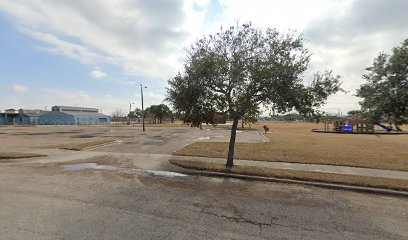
(0, 125), (264, 170)
(0, 125), (262, 153)
(1, 125), (407, 239)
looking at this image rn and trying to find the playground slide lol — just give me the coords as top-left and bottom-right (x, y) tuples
(375, 123), (392, 132)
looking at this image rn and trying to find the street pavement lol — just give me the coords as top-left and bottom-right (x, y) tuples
(1, 164), (407, 240)
(1, 126), (407, 239)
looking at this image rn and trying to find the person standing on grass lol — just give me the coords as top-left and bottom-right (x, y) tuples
(263, 125), (269, 134)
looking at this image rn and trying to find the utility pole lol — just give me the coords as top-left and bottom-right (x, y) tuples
(140, 84), (147, 131)
(128, 102), (134, 125)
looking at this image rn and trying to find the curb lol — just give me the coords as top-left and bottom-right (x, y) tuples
(174, 167), (408, 198)
(257, 131), (270, 143)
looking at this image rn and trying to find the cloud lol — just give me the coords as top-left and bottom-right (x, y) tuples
(30, 88), (133, 114)
(18, 27), (106, 64)
(0, 0), (194, 78)
(300, 0), (408, 113)
(1, 85), (168, 116)
(89, 70), (108, 79)
(11, 84), (28, 93)
(220, 0), (336, 30)
(133, 91), (166, 110)
(2, 0), (407, 114)
(304, 0), (408, 48)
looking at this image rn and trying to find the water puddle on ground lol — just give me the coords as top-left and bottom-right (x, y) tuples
(195, 136), (224, 140)
(143, 170), (187, 177)
(197, 137), (211, 140)
(63, 163), (118, 171)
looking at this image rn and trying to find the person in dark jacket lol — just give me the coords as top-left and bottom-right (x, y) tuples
(263, 125), (269, 133)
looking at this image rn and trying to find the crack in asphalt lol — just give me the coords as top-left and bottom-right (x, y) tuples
(202, 209), (332, 235)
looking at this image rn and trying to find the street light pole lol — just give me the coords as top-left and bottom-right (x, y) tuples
(128, 102), (134, 125)
(140, 84), (147, 131)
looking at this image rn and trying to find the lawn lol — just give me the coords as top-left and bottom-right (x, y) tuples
(174, 122), (408, 171)
(170, 159), (408, 191)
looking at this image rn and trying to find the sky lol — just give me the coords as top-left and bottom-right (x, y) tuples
(0, 0), (407, 116)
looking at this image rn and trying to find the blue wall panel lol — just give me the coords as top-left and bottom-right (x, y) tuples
(19, 116), (40, 125)
(38, 115), (111, 125)
(39, 116), (75, 125)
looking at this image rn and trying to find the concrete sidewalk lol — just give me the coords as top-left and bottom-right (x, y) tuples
(169, 155), (408, 180)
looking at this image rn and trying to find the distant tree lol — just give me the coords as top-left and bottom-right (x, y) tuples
(347, 110), (362, 116)
(356, 39), (408, 129)
(128, 108), (142, 120)
(282, 113), (304, 122)
(145, 104), (172, 124)
(143, 107), (155, 123)
(269, 112), (304, 122)
(167, 73), (218, 128)
(167, 22), (342, 166)
(111, 109), (126, 123)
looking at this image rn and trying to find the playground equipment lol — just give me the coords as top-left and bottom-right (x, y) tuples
(376, 123), (393, 132)
(316, 116), (407, 134)
(324, 116), (375, 133)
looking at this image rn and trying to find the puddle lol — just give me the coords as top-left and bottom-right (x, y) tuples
(71, 134), (96, 138)
(211, 136), (224, 138)
(63, 163), (118, 171)
(197, 137), (211, 140)
(143, 170), (187, 177)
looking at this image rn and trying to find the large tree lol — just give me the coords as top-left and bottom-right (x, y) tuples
(356, 39), (408, 128)
(128, 108), (142, 120)
(167, 23), (341, 166)
(241, 104), (261, 128)
(167, 73), (218, 128)
(146, 104), (172, 124)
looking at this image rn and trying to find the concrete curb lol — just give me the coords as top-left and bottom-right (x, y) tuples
(257, 131), (270, 143)
(171, 165), (408, 198)
(170, 156), (408, 180)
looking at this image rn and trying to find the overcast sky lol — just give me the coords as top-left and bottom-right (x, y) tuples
(1, 0), (407, 115)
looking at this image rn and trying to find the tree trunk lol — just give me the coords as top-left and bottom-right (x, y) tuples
(241, 119), (244, 129)
(226, 115), (239, 167)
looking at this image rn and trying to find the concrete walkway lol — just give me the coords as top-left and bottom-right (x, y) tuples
(169, 155), (408, 180)
(6, 146), (408, 181)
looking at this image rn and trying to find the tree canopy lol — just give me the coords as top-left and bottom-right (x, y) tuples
(128, 108), (142, 120)
(356, 39), (408, 127)
(167, 22), (342, 166)
(145, 104), (172, 124)
(167, 73), (217, 127)
(241, 104), (261, 128)
(111, 109), (126, 123)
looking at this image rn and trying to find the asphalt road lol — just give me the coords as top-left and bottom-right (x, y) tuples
(1, 164), (407, 240)
(1, 126), (407, 239)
